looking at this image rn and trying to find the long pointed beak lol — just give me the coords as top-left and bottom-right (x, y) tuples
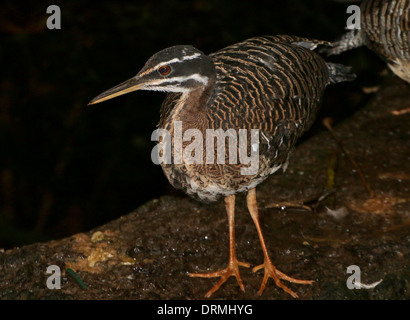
(88, 76), (144, 105)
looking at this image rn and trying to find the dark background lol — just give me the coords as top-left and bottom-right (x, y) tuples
(0, 0), (384, 249)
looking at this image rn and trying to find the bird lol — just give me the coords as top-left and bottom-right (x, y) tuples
(327, 0), (410, 84)
(89, 34), (355, 298)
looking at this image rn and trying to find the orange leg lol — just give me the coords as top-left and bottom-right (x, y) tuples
(247, 188), (313, 298)
(189, 194), (250, 298)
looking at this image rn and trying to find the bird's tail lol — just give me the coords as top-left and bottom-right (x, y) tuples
(326, 62), (356, 84)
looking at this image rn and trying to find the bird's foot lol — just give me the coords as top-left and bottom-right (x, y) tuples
(189, 259), (250, 298)
(252, 259), (313, 298)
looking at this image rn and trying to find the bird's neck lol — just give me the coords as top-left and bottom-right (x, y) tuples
(169, 79), (216, 129)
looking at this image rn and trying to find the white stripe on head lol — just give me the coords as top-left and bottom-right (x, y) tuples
(141, 73), (209, 92)
(182, 53), (201, 61)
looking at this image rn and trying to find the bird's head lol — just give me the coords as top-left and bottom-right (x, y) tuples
(88, 45), (215, 105)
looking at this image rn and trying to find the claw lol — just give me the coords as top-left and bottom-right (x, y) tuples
(189, 259), (250, 297)
(252, 259), (313, 298)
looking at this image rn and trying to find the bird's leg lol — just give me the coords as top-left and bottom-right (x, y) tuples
(247, 188), (313, 298)
(189, 194), (250, 298)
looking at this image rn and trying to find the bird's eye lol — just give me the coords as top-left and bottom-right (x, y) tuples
(158, 65), (171, 76)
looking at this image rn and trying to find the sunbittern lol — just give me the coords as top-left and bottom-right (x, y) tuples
(89, 35), (355, 298)
(328, 0), (410, 84)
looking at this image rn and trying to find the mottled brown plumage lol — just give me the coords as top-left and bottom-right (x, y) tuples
(89, 35), (354, 297)
(329, 0), (410, 83)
